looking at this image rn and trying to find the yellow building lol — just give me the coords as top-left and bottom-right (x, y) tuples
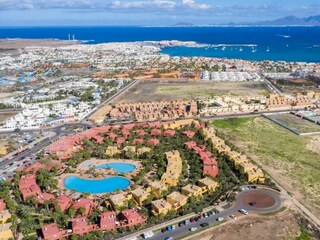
(181, 184), (203, 198)
(161, 150), (183, 187)
(0, 223), (14, 240)
(161, 173), (180, 187)
(123, 146), (136, 153)
(233, 155), (249, 166)
(148, 181), (167, 197)
(151, 199), (173, 215)
(166, 165), (182, 174)
(239, 163), (258, 173)
(229, 150), (241, 160)
(166, 191), (188, 210)
(0, 210), (11, 224)
(109, 193), (132, 208)
(162, 119), (199, 129)
(165, 150), (180, 161)
(105, 146), (120, 156)
(137, 147), (151, 156)
(197, 177), (219, 192)
(216, 144), (231, 154)
(247, 168), (265, 183)
(131, 188), (150, 206)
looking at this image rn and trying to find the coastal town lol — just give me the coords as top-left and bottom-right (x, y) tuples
(0, 38), (319, 240)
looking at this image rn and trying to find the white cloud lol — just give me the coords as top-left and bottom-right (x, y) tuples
(181, 0), (210, 10)
(111, 0), (177, 9)
(0, 0), (211, 11)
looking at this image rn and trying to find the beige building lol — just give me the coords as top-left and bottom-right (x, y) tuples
(166, 191), (188, 210)
(105, 146), (120, 156)
(148, 181), (168, 197)
(151, 199), (173, 215)
(181, 184), (203, 198)
(137, 147), (151, 156)
(197, 177), (219, 192)
(109, 193), (132, 208)
(131, 188), (150, 206)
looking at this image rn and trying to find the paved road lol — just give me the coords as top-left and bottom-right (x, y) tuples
(124, 188), (282, 240)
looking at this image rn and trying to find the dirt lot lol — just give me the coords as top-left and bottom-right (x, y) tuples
(0, 113), (16, 124)
(0, 39), (77, 56)
(189, 211), (314, 240)
(212, 117), (320, 217)
(119, 81), (269, 103)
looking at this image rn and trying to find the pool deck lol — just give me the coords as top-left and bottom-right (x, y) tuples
(56, 158), (142, 196)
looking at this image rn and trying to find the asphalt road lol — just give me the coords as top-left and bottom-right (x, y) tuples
(143, 188), (282, 240)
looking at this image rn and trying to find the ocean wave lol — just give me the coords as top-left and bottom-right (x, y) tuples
(277, 34), (291, 38)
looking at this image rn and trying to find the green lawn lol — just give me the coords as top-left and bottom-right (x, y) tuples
(212, 117), (320, 216)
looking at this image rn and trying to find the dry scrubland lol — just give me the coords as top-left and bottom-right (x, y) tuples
(119, 82), (269, 103)
(189, 211), (315, 240)
(212, 117), (320, 217)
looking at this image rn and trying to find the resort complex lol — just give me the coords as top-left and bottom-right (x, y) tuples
(0, 117), (269, 239)
(0, 37), (319, 240)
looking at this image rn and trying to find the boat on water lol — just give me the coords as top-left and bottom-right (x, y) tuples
(239, 47), (243, 52)
(266, 47), (270, 52)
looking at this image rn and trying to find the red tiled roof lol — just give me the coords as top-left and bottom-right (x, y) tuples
(203, 165), (219, 178)
(56, 195), (73, 212)
(41, 223), (68, 240)
(100, 211), (117, 231)
(72, 217), (97, 235)
(72, 198), (96, 216)
(120, 209), (147, 227)
(147, 138), (160, 145)
(37, 192), (55, 205)
(0, 199), (6, 212)
(19, 174), (42, 200)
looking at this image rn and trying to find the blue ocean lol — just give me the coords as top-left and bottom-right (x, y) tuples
(0, 26), (320, 62)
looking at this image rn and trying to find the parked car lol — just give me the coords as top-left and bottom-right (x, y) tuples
(189, 227), (197, 232)
(217, 217), (224, 222)
(249, 202), (257, 206)
(164, 237), (173, 240)
(230, 215), (237, 220)
(239, 209), (248, 215)
(142, 231), (154, 239)
(200, 223), (209, 227)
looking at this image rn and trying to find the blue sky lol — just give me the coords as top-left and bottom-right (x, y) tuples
(0, 0), (319, 26)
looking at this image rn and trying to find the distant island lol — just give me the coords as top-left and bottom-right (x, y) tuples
(248, 15), (320, 26)
(173, 15), (320, 27)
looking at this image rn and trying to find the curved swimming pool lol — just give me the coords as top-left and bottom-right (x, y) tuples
(96, 162), (136, 174)
(64, 176), (131, 194)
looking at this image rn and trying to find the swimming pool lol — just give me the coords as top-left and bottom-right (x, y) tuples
(96, 162), (136, 174)
(64, 176), (131, 194)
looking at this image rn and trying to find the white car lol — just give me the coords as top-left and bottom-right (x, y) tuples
(239, 209), (248, 215)
(217, 217), (224, 222)
(142, 231), (154, 239)
(189, 227), (197, 232)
